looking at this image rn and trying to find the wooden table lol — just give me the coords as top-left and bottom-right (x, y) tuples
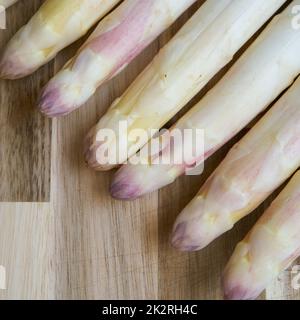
(0, 0), (299, 300)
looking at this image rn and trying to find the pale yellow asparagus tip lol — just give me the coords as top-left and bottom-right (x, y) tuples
(0, 0), (120, 79)
(83, 125), (117, 171)
(38, 0), (197, 117)
(223, 171), (300, 300)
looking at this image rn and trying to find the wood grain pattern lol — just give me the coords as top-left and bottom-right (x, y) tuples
(0, 202), (55, 299)
(0, 0), (299, 300)
(0, 0), (51, 202)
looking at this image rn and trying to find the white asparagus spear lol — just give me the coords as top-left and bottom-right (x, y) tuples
(0, 0), (18, 8)
(84, 0), (286, 171)
(223, 171), (300, 300)
(0, 0), (121, 79)
(171, 75), (300, 252)
(38, 0), (197, 117)
(111, 0), (300, 200)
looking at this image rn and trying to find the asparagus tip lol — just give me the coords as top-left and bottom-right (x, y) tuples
(0, 56), (26, 79)
(222, 268), (261, 300)
(223, 285), (251, 300)
(84, 143), (110, 171)
(83, 131), (115, 171)
(110, 166), (144, 200)
(171, 222), (201, 252)
(110, 180), (141, 200)
(38, 86), (72, 118)
(222, 278), (260, 300)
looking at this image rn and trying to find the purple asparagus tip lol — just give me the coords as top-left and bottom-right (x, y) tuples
(38, 85), (73, 118)
(171, 222), (201, 252)
(110, 181), (141, 200)
(223, 286), (248, 300)
(222, 273), (260, 300)
(0, 56), (28, 79)
(223, 284), (259, 300)
(84, 141), (108, 171)
(110, 168), (142, 200)
(83, 131), (116, 171)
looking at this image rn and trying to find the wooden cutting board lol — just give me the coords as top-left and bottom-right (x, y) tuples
(0, 0), (299, 300)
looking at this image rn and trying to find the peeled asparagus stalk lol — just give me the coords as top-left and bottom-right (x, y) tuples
(0, 0), (121, 79)
(38, 0), (196, 117)
(84, 0), (285, 171)
(223, 171), (300, 300)
(171, 75), (300, 252)
(111, 0), (300, 200)
(0, 0), (18, 8)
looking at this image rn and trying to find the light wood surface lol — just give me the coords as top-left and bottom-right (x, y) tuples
(0, 0), (299, 300)
(0, 0), (51, 202)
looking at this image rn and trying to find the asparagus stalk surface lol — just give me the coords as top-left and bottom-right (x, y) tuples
(84, 0), (285, 171)
(171, 75), (300, 252)
(0, 0), (120, 79)
(38, 0), (197, 117)
(111, 0), (300, 200)
(223, 171), (300, 300)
